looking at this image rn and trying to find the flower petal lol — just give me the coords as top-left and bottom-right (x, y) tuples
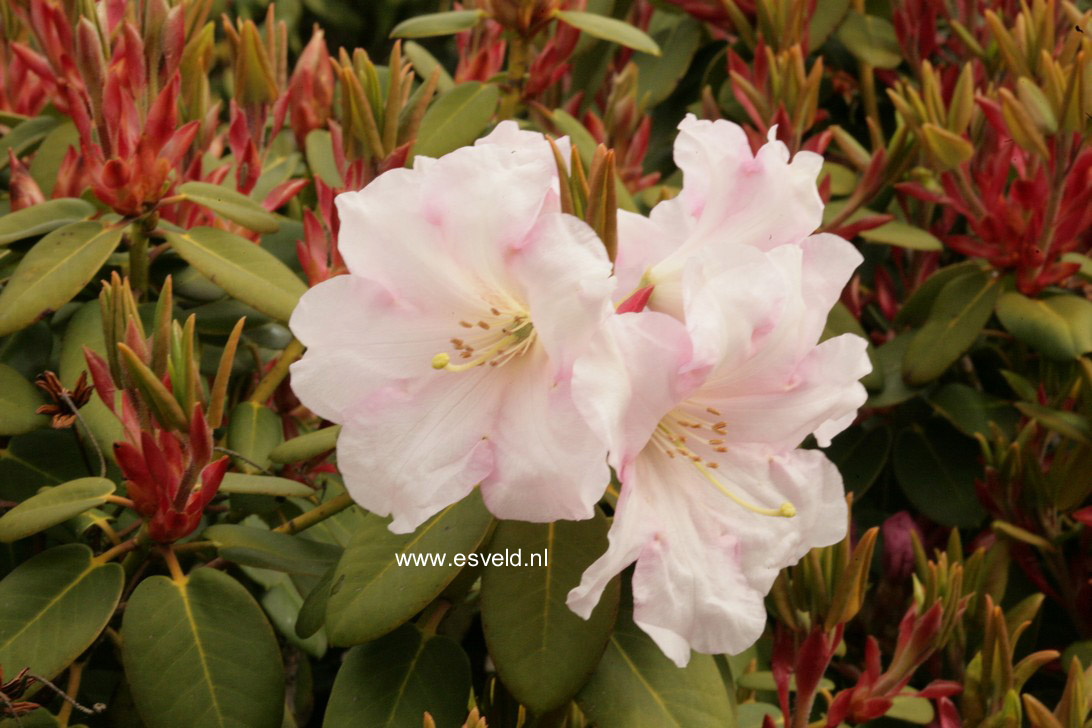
(335, 369), (499, 533)
(480, 351), (609, 522)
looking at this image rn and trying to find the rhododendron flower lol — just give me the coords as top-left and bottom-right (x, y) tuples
(289, 124), (613, 533)
(566, 115), (870, 666)
(614, 113), (827, 314)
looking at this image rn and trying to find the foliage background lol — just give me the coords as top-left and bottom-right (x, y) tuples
(0, 0), (1091, 726)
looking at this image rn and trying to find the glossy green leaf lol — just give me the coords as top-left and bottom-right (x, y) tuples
(837, 11), (902, 69)
(1014, 402), (1092, 444)
(1062, 252), (1092, 280)
(226, 402), (283, 473)
(29, 122), (78, 198)
(218, 473), (314, 497)
(121, 569), (284, 728)
(578, 607), (735, 727)
(58, 301), (124, 455)
(296, 565), (335, 639)
(325, 490), (494, 646)
(895, 261), (982, 328)
(323, 625), (470, 727)
(269, 426), (341, 464)
(865, 334), (921, 408)
(886, 695), (935, 724)
(822, 424), (892, 496)
(0, 116), (59, 170)
(556, 11), (661, 56)
(0, 430), (90, 503)
(927, 383), (1019, 439)
(551, 108), (598, 168)
(0, 544), (123, 679)
(902, 269), (1000, 386)
(481, 511), (620, 712)
(261, 575), (327, 659)
(633, 15), (701, 107)
(411, 82), (500, 161)
(177, 182), (280, 233)
(0, 363), (47, 436)
(0, 199), (97, 246)
(893, 421), (986, 528)
(164, 227), (307, 322)
(403, 41), (455, 93)
(996, 292), (1092, 361)
(205, 524), (342, 576)
(0, 477), (116, 543)
(859, 220), (943, 251)
(0, 221), (124, 336)
(389, 9), (484, 38)
(304, 130), (345, 189)
(809, 0), (850, 48)
(822, 302), (882, 391)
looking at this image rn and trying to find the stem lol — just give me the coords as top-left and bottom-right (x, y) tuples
(56, 662), (85, 727)
(249, 338), (305, 404)
(273, 492), (354, 535)
(128, 223), (149, 300)
(417, 599), (452, 635)
(104, 494), (136, 509)
(161, 545), (187, 583)
(93, 533), (144, 565)
(498, 33), (529, 121)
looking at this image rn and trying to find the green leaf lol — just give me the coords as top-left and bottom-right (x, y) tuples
(633, 15), (702, 107)
(0, 544), (122, 679)
(902, 269), (1000, 386)
(121, 568), (284, 728)
(921, 123), (975, 171)
(323, 624), (470, 727)
(1062, 252), (1092, 280)
(403, 41), (455, 93)
(738, 703), (780, 728)
(261, 575), (327, 658)
(0, 199), (97, 246)
(0, 221), (124, 336)
(822, 424), (892, 496)
(0, 116), (59, 170)
(996, 292), (1092, 361)
(0, 708), (59, 727)
(0, 363), (47, 436)
(1014, 402), (1092, 444)
(163, 227), (306, 322)
(836, 11), (902, 69)
(218, 473), (314, 497)
(886, 695), (935, 724)
(820, 161), (857, 197)
(859, 220), (943, 251)
(556, 11), (662, 56)
(0, 477), (116, 543)
(226, 402), (283, 473)
(865, 334), (921, 408)
(411, 82), (500, 162)
(809, 0), (850, 48)
(304, 130), (345, 189)
(389, 9), (484, 38)
(735, 671), (835, 692)
(821, 301), (882, 391)
(205, 524), (342, 576)
(895, 261), (982, 328)
(578, 607), (735, 727)
(296, 565), (335, 639)
(325, 490), (494, 646)
(0, 430), (90, 503)
(481, 511), (620, 712)
(269, 426), (341, 464)
(927, 383), (1019, 439)
(177, 181), (280, 233)
(893, 421), (986, 528)
(551, 108), (599, 168)
(29, 122), (79, 198)
(58, 301), (124, 456)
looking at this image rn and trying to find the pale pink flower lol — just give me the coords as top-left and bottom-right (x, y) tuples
(566, 118), (870, 666)
(289, 124), (613, 533)
(615, 113), (829, 315)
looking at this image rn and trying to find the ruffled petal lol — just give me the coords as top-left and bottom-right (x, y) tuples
(334, 369), (500, 533)
(509, 212), (614, 375)
(571, 311), (700, 471)
(569, 442), (847, 667)
(481, 350), (609, 522)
